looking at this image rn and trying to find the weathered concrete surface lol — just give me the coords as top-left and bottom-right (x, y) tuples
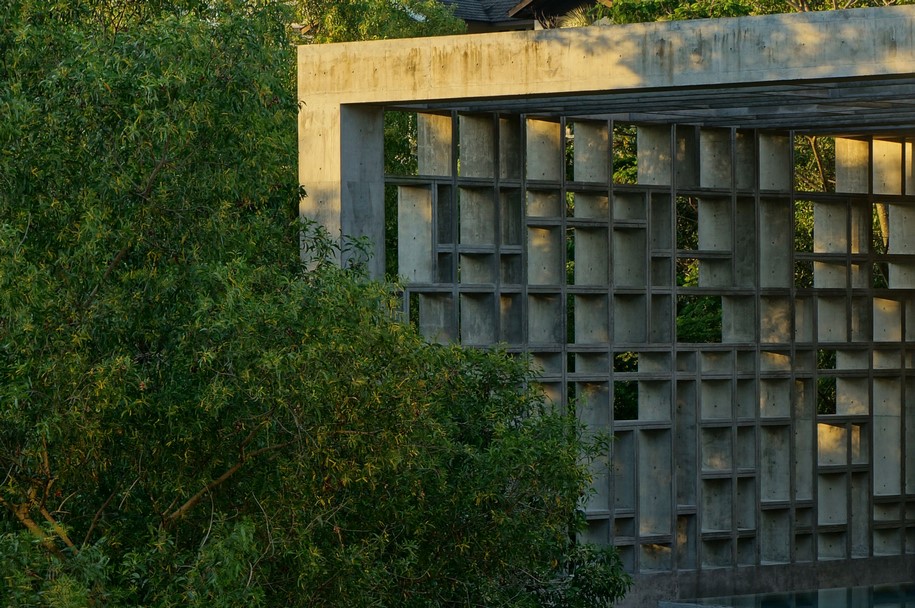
(298, 6), (915, 271)
(297, 9), (915, 605)
(299, 6), (915, 104)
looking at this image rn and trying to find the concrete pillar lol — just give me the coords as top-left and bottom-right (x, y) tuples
(794, 378), (814, 502)
(759, 133), (792, 293)
(526, 118), (562, 181)
(815, 144), (870, 343)
(409, 114), (454, 277)
(299, 103), (385, 275)
(459, 114), (495, 178)
(397, 186), (433, 283)
(835, 137), (869, 193)
(577, 382), (611, 519)
(759, 197), (792, 288)
(697, 129), (732, 292)
(873, 139), (903, 195)
(637, 126), (671, 186)
(636, 125), (700, 188)
(889, 204), (915, 287)
(573, 120), (609, 182)
(759, 133), (791, 191)
(339, 106), (385, 276)
(299, 103), (344, 242)
(417, 113), (452, 176)
(639, 430), (672, 536)
(699, 128), (732, 189)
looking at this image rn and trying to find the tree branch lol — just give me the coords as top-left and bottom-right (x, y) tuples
(39, 505), (77, 552)
(136, 135), (172, 202)
(807, 136), (828, 192)
(81, 243), (133, 310)
(82, 487), (119, 548)
(0, 495), (60, 556)
(876, 203), (890, 251)
(165, 441), (293, 525)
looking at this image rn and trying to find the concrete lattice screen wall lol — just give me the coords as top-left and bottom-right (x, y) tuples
(298, 7), (915, 602)
(391, 114), (915, 574)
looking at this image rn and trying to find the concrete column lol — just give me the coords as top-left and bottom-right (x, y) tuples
(699, 128), (732, 189)
(340, 106), (385, 277)
(889, 204), (915, 287)
(873, 139), (903, 196)
(873, 377), (902, 496)
(794, 378), (814, 502)
(397, 186), (433, 283)
(298, 103), (385, 277)
(907, 139), (914, 194)
(459, 115), (495, 178)
(573, 121), (609, 182)
(835, 137), (869, 193)
(299, 103), (345, 240)
(907, 375), (915, 495)
(577, 382), (611, 517)
(758, 133), (792, 290)
(636, 125), (699, 188)
(526, 118), (562, 181)
(418, 294), (455, 344)
(575, 229), (609, 285)
(759, 198), (792, 289)
(417, 113), (452, 176)
(759, 133), (791, 192)
(639, 430), (672, 536)
(814, 143), (869, 343)
(698, 129), (733, 291)
(400, 113), (453, 284)
(637, 125), (671, 186)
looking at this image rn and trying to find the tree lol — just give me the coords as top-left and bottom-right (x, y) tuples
(0, 1), (630, 605)
(579, 0), (914, 25)
(296, 0), (464, 42)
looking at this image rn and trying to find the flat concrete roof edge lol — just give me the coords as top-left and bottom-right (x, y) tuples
(298, 5), (915, 105)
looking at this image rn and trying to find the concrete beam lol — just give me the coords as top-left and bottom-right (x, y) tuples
(297, 7), (915, 273)
(298, 7), (915, 106)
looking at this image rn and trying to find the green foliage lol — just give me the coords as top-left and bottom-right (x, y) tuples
(0, 2), (628, 606)
(612, 126), (638, 185)
(297, 0), (464, 42)
(816, 350), (837, 415)
(587, 0), (754, 24)
(586, 0), (915, 24)
(676, 296), (723, 343)
(794, 135), (835, 192)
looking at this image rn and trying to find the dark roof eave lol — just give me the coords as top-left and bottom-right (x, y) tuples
(508, 0), (535, 18)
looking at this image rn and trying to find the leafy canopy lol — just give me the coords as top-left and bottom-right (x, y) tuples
(584, 0), (914, 24)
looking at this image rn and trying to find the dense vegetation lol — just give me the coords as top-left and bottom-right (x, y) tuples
(579, 0), (914, 24)
(4, 0), (900, 603)
(0, 1), (632, 606)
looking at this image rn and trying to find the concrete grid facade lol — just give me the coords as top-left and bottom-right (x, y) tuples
(299, 7), (915, 604)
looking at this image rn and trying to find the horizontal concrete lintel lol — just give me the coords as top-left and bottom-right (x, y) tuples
(298, 6), (915, 106)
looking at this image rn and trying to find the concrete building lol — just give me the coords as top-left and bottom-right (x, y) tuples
(298, 7), (915, 605)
